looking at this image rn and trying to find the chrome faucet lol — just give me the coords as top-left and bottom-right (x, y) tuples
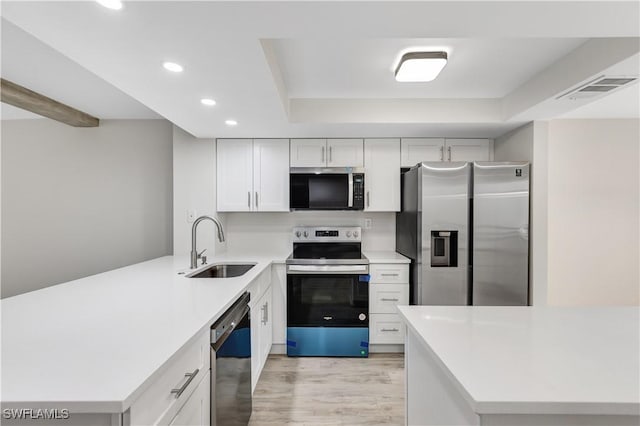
(190, 215), (225, 269)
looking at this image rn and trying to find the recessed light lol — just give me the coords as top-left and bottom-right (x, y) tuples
(96, 0), (123, 10)
(201, 98), (217, 106)
(395, 52), (448, 82)
(225, 120), (238, 126)
(163, 62), (183, 73)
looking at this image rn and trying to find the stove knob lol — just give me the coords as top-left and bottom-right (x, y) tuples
(303, 231), (309, 238)
(295, 231), (301, 238)
(353, 231), (359, 238)
(346, 231), (352, 237)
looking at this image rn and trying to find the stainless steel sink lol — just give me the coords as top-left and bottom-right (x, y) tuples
(187, 263), (256, 279)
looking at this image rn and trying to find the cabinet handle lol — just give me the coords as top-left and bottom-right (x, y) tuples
(171, 368), (199, 398)
(447, 146), (451, 161)
(329, 146), (332, 163)
(381, 328), (400, 333)
(366, 191), (370, 208)
(321, 146), (325, 163)
(440, 146), (444, 161)
(381, 298), (399, 302)
(255, 192), (259, 209)
(261, 302), (269, 324)
(247, 192), (251, 208)
(381, 273), (399, 277)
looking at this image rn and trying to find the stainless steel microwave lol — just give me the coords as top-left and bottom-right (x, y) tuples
(290, 168), (365, 210)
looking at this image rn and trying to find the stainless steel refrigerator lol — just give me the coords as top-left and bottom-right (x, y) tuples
(396, 161), (530, 306)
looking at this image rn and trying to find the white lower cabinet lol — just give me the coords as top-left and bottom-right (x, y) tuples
(368, 263), (410, 346)
(168, 370), (210, 426)
(128, 330), (210, 426)
(250, 269), (273, 393)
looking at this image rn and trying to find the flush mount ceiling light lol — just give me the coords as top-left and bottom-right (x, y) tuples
(96, 0), (123, 10)
(162, 62), (183, 73)
(395, 51), (448, 82)
(225, 119), (238, 126)
(201, 98), (216, 106)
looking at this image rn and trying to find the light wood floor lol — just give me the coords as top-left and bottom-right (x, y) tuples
(249, 354), (404, 426)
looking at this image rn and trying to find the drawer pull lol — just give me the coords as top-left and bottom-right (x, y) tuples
(171, 368), (199, 398)
(381, 328), (400, 332)
(380, 273), (399, 277)
(381, 298), (399, 302)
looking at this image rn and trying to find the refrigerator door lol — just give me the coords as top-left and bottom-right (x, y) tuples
(419, 162), (471, 305)
(472, 162), (530, 306)
(396, 166), (422, 304)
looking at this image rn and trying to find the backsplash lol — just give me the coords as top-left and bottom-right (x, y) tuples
(221, 211), (396, 256)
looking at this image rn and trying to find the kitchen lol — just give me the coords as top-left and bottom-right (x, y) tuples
(1, 1), (639, 426)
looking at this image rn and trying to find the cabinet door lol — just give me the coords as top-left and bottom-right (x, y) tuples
(290, 139), (326, 167)
(270, 264), (287, 345)
(217, 139), (253, 211)
(253, 139), (290, 211)
(445, 138), (492, 162)
(327, 138), (364, 167)
(259, 286), (273, 369)
(169, 370), (210, 426)
(364, 138), (400, 212)
(401, 138), (445, 167)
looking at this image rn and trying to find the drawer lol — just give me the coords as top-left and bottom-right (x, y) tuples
(370, 313), (406, 344)
(369, 264), (409, 284)
(370, 284), (409, 314)
(129, 330), (209, 426)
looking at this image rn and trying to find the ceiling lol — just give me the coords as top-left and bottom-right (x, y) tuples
(1, 19), (160, 120)
(1, 1), (639, 138)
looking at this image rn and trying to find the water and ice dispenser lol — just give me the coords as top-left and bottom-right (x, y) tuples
(430, 231), (458, 267)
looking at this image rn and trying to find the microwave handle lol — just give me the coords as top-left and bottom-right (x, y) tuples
(348, 173), (353, 208)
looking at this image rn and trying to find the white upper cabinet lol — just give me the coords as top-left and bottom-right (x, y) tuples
(327, 139), (364, 167)
(218, 139), (289, 212)
(217, 139), (253, 212)
(445, 138), (492, 162)
(290, 139), (326, 167)
(401, 138), (446, 167)
(364, 138), (400, 212)
(253, 139), (289, 212)
(290, 138), (364, 168)
(401, 138), (493, 165)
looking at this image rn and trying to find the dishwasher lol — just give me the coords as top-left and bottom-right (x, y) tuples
(210, 292), (252, 426)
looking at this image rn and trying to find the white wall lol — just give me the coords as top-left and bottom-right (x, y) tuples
(547, 119), (639, 306)
(1, 119), (173, 298)
(223, 211), (396, 256)
(494, 122), (533, 162)
(172, 126), (226, 259)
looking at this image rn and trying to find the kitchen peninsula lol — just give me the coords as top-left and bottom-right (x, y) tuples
(398, 306), (640, 426)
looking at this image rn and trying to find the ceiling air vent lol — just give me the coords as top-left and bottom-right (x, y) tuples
(557, 76), (638, 100)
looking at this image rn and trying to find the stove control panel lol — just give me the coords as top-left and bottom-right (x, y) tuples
(292, 226), (362, 242)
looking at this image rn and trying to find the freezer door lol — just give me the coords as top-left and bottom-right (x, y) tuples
(472, 162), (530, 306)
(419, 162), (471, 305)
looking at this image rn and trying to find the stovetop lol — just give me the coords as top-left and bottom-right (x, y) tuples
(286, 226), (368, 265)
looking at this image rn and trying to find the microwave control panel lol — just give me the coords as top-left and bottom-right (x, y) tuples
(353, 174), (365, 209)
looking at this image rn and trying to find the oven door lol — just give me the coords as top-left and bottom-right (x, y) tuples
(286, 266), (370, 356)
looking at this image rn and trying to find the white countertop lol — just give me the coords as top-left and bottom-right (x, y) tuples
(398, 306), (640, 416)
(1, 254), (282, 413)
(363, 251), (410, 264)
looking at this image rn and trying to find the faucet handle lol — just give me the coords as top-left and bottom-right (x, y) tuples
(197, 248), (207, 258)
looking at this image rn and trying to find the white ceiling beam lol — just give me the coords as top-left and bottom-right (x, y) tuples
(289, 98), (501, 123)
(502, 38), (640, 121)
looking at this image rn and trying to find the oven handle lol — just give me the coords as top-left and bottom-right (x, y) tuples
(287, 264), (369, 274)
